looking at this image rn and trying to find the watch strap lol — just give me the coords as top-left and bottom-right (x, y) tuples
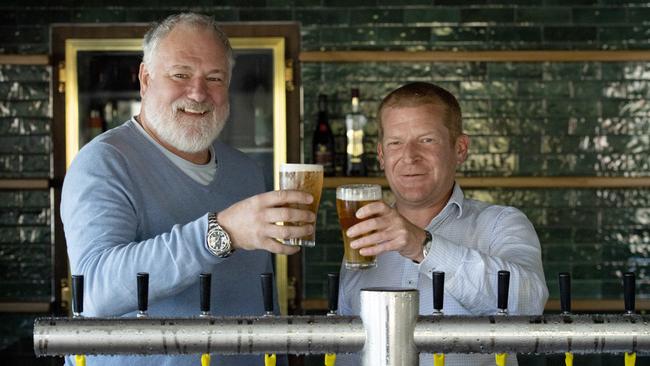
(206, 212), (234, 258)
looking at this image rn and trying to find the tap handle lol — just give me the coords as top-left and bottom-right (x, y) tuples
(260, 273), (274, 313)
(327, 272), (339, 313)
(497, 270), (510, 311)
(137, 272), (149, 313)
(432, 271), (445, 312)
(624, 272), (636, 313)
(200, 273), (211, 313)
(558, 272), (571, 314)
(71, 274), (84, 316)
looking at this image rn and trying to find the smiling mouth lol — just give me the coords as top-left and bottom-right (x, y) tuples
(402, 173), (425, 177)
(179, 107), (208, 115)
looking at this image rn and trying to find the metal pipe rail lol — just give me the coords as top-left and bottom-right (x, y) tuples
(34, 316), (365, 356)
(33, 288), (650, 366)
(34, 314), (650, 356)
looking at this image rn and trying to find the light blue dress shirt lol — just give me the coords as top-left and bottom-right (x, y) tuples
(338, 183), (548, 365)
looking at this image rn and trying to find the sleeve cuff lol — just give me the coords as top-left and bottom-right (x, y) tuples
(418, 232), (466, 278)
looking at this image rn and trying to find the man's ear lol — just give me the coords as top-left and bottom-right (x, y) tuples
(138, 62), (150, 99)
(455, 134), (470, 165)
(377, 142), (385, 170)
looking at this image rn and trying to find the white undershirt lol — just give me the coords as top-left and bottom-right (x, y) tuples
(132, 118), (216, 185)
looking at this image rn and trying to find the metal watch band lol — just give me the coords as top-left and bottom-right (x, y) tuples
(206, 212), (234, 258)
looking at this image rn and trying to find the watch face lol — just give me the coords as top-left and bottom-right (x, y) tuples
(207, 231), (221, 250)
(207, 224), (231, 257)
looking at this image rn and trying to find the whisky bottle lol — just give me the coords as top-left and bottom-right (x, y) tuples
(312, 94), (335, 176)
(345, 88), (367, 176)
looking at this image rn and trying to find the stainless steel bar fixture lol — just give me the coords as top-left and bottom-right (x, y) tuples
(34, 272), (650, 363)
(359, 288), (419, 366)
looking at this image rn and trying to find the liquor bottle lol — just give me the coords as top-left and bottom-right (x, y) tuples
(345, 88), (367, 176)
(311, 94), (335, 176)
(88, 109), (104, 141)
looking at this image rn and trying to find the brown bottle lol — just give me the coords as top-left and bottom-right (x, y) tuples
(312, 94), (335, 176)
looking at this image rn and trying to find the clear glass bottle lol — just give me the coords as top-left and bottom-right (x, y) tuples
(345, 88), (367, 176)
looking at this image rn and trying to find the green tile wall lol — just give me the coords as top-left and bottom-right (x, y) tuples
(2, 1), (650, 363)
(0, 63), (52, 305)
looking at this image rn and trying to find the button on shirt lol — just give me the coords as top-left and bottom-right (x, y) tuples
(337, 183), (548, 366)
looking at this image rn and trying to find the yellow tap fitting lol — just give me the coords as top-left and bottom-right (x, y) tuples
(625, 352), (636, 366)
(265, 353), (277, 366)
(201, 353), (211, 366)
(433, 353), (445, 366)
(564, 352), (573, 366)
(495, 353), (507, 366)
(74, 355), (86, 366)
(324, 353), (336, 366)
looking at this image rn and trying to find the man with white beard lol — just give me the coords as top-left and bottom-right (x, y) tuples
(60, 13), (310, 366)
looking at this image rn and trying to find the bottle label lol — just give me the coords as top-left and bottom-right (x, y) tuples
(314, 145), (334, 173)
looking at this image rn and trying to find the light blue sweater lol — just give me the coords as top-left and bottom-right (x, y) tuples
(61, 120), (279, 365)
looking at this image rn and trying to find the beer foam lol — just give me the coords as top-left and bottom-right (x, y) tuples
(336, 184), (382, 201)
(280, 163), (324, 172)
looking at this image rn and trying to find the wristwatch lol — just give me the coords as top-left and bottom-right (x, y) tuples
(421, 230), (433, 259)
(206, 212), (234, 258)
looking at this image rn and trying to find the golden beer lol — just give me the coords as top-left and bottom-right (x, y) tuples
(336, 184), (382, 269)
(279, 163), (324, 247)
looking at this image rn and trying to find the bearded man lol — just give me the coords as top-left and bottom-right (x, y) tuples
(60, 13), (311, 366)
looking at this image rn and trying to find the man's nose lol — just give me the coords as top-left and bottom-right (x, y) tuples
(186, 77), (208, 103)
(402, 140), (421, 162)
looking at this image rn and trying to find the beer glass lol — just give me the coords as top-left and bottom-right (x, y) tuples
(336, 184), (382, 269)
(279, 163), (324, 247)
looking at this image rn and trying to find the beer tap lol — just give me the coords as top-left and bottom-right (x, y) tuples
(432, 271), (445, 366)
(260, 273), (277, 366)
(558, 272), (573, 366)
(495, 270), (509, 366)
(72, 275), (86, 366)
(199, 273), (212, 366)
(324, 273), (339, 366)
(137, 272), (149, 318)
(624, 272), (636, 366)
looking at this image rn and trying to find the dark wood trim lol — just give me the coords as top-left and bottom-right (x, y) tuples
(545, 299), (650, 312)
(323, 176), (650, 189)
(303, 298), (650, 313)
(0, 179), (50, 189)
(0, 54), (49, 65)
(302, 298), (328, 312)
(0, 302), (50, 313)
(300, 50), (650, 63)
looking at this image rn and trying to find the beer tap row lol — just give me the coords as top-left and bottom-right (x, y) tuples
(35, 270), (649, 366)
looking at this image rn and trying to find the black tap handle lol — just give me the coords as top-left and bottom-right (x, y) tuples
(558, 272), (571, 314)
(71, 274), (84, 315)
(432, 271), (445, 312)
(497, 270), (510, 311)
(137, 272), (149, 313)
(260, 273), (274, 313)
(200, 273), (211, 313)
(327, 272), (339, 313)
(624, 272), (636, 313)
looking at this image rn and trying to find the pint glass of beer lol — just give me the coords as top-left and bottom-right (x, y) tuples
(336, 184), (382, 269)
(279, 163), (324, 247)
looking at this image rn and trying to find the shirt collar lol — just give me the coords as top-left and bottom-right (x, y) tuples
(424, 182), (464, 230)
